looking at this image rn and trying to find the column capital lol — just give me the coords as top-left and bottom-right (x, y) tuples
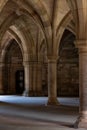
(23, 61), (29, 66)
(47, 55), (58, 62)
(75, 40), (87, 53)
(0, 62), (5, 67)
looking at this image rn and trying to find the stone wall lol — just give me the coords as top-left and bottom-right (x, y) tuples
(57, 30), (79, 97)
(57, 62), (79, 97)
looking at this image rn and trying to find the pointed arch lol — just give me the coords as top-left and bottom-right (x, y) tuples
(0, 0), (52, 56)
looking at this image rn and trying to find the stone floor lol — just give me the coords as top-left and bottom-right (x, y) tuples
(0, 96), (86, 130)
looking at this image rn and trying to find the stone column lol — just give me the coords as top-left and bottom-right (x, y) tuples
(0, 63), (4, 94)
(47, 56), (59, 105)
(36, 62), (42, 96)
(32, 61), (42, 96)
(28, 61), (33, 96)
(75, 40), (87, 128)
(33, 62), (37, 96)
(23, 61), (29, 96)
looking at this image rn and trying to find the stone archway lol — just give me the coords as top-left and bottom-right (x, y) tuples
(3, 39), (24, 95)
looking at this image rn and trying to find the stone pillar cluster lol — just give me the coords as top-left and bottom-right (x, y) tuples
(23, 61), (29, 96)
(47, 56), (59, 105)
(35, 62), (42, 95)
(23, 55), (60, 106)
(23, 60), (42, 97)
(75, 40), (87, 128)
(32, 61), (42, 96)
(0, 62), (4, 94)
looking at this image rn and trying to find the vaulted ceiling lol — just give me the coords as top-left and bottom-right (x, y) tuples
(0, 0), (82, 60)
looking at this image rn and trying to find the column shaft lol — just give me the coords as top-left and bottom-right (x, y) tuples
(76, 52), (87, 128)
(0, 63), (4, 94)
(23, 62), (29, 96)
(29, 62), (33, 95)
(32, 62), (42, 96)
(74, 40), (87, 128)
(36, 62), (42, 96)
(47, 58), (59, 105)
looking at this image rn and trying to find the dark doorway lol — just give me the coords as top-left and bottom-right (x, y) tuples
(15, 70), (24, 95)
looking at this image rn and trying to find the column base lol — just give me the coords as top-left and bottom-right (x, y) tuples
(74, 116), (87, 128)
(35, 91), (43, 96)
(0, 89), (4, 94)
(47, 97), (60, 106)
(22, 90), (29, 97)
(29, 91), (44, 96)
